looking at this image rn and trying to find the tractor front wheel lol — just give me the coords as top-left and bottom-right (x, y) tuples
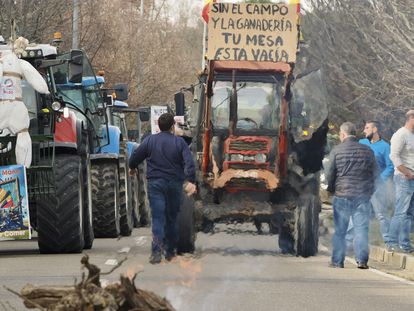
(91, 162), (120, 238)
(37, 154), (84, 254)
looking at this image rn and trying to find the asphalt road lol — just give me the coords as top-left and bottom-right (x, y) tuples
(1, 224), (414, 311)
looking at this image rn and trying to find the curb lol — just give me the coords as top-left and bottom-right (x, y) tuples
(370, 245), (414, 272)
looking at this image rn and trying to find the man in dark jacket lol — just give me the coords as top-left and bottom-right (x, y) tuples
(325, 122), (378, 269)
(129, 113), (196, 264)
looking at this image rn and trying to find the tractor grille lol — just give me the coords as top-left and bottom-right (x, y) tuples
(225, 162), (269, 170)
(28, 135), (55, 199)
(226, 178), (267, 190)
(228, 140), (268, 152)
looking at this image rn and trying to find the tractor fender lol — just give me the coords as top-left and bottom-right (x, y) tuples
(90, 153), (119, 161)
(55, 110), (78, 151)
(126, 141), (139, 160)
(100, 125), (121, 155)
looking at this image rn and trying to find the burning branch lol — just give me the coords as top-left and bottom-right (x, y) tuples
(6, 255), (175, 311)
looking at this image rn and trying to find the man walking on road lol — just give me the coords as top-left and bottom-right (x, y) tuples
(346, 121), (394, 246)
(387, 110), (414, 253)
(326, 122), (378, 269)
(129, 113), (196, 264)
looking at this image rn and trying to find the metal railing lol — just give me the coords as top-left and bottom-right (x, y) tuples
(0, 135), (56, 200)
(27, 135), (55, 199)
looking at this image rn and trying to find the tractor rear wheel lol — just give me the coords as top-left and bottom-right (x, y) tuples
(37, 154), (84, 254)
(91, 162), (120, 238)
(295, 193), (320, 257)
(119, 150), (133, 236)
(177, 193), (196, 254)
(131, 173), (141, 227)
(137, 163), (150, 226)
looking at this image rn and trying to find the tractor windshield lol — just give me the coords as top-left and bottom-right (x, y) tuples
(22, 81), (37, 121)
(112, 111), (128, 139)
(211, 80), (281, 131)
(48, 52), (109, 148)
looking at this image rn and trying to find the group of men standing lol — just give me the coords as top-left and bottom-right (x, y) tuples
(326, 110), (414, 269)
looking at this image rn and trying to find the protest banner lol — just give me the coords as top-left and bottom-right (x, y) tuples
(151, 105), (169, 134)
(0, 165), (31, 240)
(207, 3), (298, 63)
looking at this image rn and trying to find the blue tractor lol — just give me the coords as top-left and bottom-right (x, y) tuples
(109, 100), (151, 228)
(91, 81), (150, 238)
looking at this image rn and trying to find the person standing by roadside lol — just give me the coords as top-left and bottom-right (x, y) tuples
(129, 113), (196, 264)
(326, 122), (378, 269)
(346, 121), (394, 246)
(387, 110), (414, 253)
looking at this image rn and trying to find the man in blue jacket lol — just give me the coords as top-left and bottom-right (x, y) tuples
(347, 121), (394, 247)
(129, 113), (196, 264)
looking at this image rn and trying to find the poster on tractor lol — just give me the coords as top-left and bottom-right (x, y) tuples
(151, 105), (168, 134)
(207, 3), (299, 63)
(0, 165), (31, 240)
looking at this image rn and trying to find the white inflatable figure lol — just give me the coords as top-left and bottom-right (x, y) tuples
(0, 36), (49, 167)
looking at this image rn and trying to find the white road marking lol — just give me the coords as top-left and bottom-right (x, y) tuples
(135, 236), (147, 246)
(345, 257), (414, 286)
(105, 259), (119, 266)
(321, 242), (414, 285)
(118, 247), (131, 253)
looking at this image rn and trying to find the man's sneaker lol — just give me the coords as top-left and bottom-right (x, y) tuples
(329, 262), (344, 268)
(357, 262), (369, 269)
(149, 253), (162, 264)
(400, 247), (414, 254)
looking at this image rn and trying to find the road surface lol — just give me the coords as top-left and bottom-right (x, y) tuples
(0, 224), (413, 310)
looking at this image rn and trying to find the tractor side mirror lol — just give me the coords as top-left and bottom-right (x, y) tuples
(115, 83), (128, 101)
(104, 93), (114, 107)
(68, 49), (83, 83)
(138, 110), (150, 122)
(174, 92), (185, 116)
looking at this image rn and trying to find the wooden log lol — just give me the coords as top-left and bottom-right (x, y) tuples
(15, 257), (176, 311)
(21, 284), (75, 299)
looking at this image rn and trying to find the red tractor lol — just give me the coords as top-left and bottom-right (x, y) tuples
(174, 2), (328, 257)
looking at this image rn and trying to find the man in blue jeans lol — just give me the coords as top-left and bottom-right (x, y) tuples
(388, 110), (414, 253)
(346, 121), (394, 247)
(326, 122), (378, 269)
(129, 113), (196, 264)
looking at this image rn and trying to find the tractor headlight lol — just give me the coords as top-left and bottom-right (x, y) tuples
(51, 101), (61, 112)
(230, 154), (244, 162)
(254, 154), (267, 163)
(243, 155), (255, 162)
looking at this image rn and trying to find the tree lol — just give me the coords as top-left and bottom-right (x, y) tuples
(301, 0), (414, 137)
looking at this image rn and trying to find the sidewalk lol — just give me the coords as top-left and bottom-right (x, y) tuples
(319, 203), (414, 277)
(370, 245), (414, 272)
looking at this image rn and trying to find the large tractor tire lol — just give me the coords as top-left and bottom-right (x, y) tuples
(131, 174), (141, 227)
(295, 193), (320, 257)
(80, 132), (94, 249)
(82, 155), (94, 249)
(137, 163), (150, 227)
(37, 155), (84, 254)
(119, 149), (133, 236)
(177, 193), (196, 254)
(91, 162), (120, 238)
